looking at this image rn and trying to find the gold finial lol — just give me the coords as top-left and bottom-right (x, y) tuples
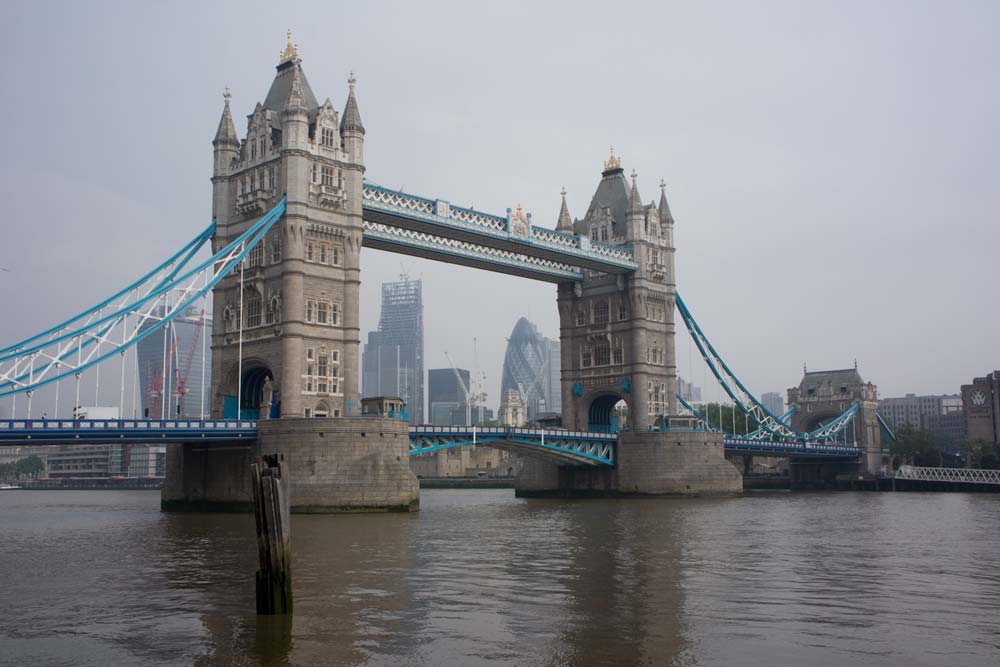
(279, 30), (299, 65)
(603, 145), (621, 172)
(516, 203), (524, 217)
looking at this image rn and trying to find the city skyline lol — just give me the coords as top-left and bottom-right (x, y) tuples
(0, 2), (998, 418)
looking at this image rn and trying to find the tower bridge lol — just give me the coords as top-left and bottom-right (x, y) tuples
(0, 36), (882, 510)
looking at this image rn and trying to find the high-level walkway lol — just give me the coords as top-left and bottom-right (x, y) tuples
(361, 183), (637, 282)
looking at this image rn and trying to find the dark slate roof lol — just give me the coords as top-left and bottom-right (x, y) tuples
(799, 368), (865, 391)
(578, 168), (629, 235)
(262, 61), (319, 114)
(341, 84), (364, 134)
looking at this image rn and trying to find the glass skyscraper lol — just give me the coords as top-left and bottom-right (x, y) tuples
(500, 318), (560, 422)
(135, 305), (213, 419)
(361, 278), (424, 424)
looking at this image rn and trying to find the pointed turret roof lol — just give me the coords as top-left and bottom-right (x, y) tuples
(658, 179), (674, 224)
(262, 60), (319, 114)
(556, 188), (573, 232)
(213, 89), (239, 146)
(627, 171), (644, 215)
(341, 73), (365, 134)
(282, 61), (309, 115)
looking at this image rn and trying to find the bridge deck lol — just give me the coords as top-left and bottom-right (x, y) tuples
(0, 419), (258, 445)
(0, 420), (862, 464)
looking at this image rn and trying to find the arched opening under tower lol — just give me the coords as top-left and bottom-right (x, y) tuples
(236, 366), (276, 420)
(587, 394), (628, 433)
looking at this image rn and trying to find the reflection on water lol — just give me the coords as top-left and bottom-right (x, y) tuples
(1, 490), (999, 666)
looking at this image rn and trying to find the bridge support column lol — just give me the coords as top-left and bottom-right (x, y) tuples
(515, 425), (742, 497)
(788, 459), (859, 490)
(614, 429), (742, 496)
(161, 417), (419, 513)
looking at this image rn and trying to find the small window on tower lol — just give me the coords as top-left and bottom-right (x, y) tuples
(306, 242), (314, 262)
(321, 166), (335, 186)
(594, 302), (609, 324)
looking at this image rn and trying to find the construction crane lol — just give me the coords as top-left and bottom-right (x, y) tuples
(444, 351), (473, 426)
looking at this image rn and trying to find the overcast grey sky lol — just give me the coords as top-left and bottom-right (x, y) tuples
(1, 0), (997, 416)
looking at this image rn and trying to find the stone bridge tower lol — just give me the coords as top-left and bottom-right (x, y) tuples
(209, 36), (364, 420)
(165, 36), (417, 514)
(557, 151), (677, 432)
(518, 150), (741, 496)
(787, 366), (883, 474)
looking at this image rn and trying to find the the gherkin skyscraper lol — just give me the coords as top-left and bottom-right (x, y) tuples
(500, 318), (560, 422)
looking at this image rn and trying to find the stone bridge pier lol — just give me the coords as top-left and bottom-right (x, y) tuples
(787, 366), (886, 482)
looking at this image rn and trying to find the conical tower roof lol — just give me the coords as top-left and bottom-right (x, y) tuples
(213, 89), (239, 146)
(556, 188), (573, 232)
(627, 171), (644, 214)
(341, 73), (365, 134)
(658, 179), (674, 223)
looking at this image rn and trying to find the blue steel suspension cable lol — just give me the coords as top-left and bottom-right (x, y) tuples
(0, 199), (285, 396)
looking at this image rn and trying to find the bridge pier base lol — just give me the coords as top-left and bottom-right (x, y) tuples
(161, 417), (419, 513)
(515, 430), (742, 497)
(789, 459), (860, 490)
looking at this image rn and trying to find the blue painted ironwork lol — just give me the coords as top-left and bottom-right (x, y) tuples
(675, 291), (859, 442)
(0, 198), (286, 397)
(722, 436), (861, 459)
(4, 417), (861, 463)
(0, 418), (257, 445)
(677, 394), (798, 440)
(408, 425), (617, 466)
(0, 224), (215, 357)
(362, 220), (583, 283)
(361, 183), (638, 277)
(876, 412), (897, 442)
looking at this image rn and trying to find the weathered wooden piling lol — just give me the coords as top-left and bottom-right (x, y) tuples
(251, 453), (292, 615)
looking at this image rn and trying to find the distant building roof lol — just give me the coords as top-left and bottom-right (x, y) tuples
(799, 368), (865, 392)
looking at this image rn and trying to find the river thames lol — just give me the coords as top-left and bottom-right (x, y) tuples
(0, 489), (998, 666)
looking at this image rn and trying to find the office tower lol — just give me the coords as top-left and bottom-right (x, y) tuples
(362, 277), (424, 423)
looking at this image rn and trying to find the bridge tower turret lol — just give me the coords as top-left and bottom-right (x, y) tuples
(556, 151), (677, 432)
(520, 149), (741, 497)
(207, 36), (364, 421)
(163, 35), (417, 513)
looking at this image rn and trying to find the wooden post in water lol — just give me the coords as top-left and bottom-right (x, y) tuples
(251, 453), (292, 615)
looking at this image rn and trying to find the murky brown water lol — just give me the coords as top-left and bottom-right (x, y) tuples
(0, 489), (998, 666)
